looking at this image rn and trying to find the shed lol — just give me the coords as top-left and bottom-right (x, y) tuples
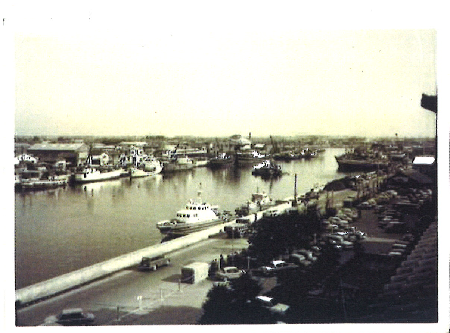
(27, 143), (89, 166)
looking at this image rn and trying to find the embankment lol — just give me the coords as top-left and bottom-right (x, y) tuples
(15, 210), (268, 306)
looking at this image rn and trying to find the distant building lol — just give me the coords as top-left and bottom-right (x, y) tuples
(27, 143), (89, 166)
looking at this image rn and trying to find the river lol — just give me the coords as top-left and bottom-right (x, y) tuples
(15, 148), (345, 289)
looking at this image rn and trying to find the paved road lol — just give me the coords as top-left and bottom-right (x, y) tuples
(16, 234), (249, 326)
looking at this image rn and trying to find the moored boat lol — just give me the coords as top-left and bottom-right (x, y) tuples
(235, 150), (266, 166)
(156, 190), (225, 237)
(20, 174), (69, 190)
(207, 153), (235, 168)
(235, 190), (275, 217)
(162, 156), (195, 173)
(73, 167), (123, 183)
(252, 160), (282, 177)
(335, 154), (389, 171)
(129, 157), (163, 178)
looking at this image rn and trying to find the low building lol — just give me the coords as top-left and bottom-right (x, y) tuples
(27, 142), (89, 166)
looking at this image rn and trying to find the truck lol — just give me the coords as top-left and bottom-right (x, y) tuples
(181, 262), (210, 284)
(138, 255), (170, 271)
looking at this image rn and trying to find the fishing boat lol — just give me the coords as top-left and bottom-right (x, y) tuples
(156, 190), (224, 237)
(273, 151), (297, 161)
(235, 190), (275, 217)
(207, 153), (235, 168)
(252, 160), (282, 177)
(162, 155), (195, 173)
(235, 150), (266, 166)
(20, 174), (69, 190)
(73, 167), (123, 183)
(129, 157), (163, 178)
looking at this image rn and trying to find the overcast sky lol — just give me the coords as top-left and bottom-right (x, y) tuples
(10, 3), (439, 139)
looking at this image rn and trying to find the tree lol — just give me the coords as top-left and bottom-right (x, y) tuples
(198, 274), (275, 324)
(247, 212), (321, 264)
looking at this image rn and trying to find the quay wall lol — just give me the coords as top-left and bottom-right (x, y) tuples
(15, 209), (271, 306)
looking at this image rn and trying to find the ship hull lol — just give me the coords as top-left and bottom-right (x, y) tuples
(336, 157), (389, 172)
(74, 169), (123, 183)
(166, 219), (224, 237)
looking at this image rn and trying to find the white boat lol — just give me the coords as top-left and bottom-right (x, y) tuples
(73, 167), (123, 183)
(129, 157), (163, 178)
(156, 191), (224, 237)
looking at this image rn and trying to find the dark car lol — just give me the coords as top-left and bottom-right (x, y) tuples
(51, 308), (95, 326)
(138, 255), (170, 271)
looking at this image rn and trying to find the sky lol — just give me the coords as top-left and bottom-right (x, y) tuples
(7, 3), (442, 139)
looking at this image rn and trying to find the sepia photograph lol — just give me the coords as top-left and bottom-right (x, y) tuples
(3, 1), (448, 332)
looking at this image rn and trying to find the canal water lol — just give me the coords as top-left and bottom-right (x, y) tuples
(15, 148), (345, 289)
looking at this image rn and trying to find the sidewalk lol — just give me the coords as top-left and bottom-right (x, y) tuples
(108, 279), (213, 325)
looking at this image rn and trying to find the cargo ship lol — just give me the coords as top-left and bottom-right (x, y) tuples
(335, 153), (389, 171)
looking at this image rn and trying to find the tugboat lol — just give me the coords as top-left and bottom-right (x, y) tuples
(252, 160), (282, 178)
(235, 150), (266, 166)
(156, 189), (224, 237)
(207, 153), (235, 168)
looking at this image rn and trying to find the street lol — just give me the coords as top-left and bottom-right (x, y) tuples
(16, 234), (249, 326)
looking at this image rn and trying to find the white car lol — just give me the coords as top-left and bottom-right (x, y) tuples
(215, 266), (244, 281)
(261, 260), (297, 275)
(255, 296), (290, 316)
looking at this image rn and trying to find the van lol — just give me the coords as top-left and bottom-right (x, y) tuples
(181, 262), (210, 284)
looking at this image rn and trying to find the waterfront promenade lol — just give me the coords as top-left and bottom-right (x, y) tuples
(16, 234), (249, 326)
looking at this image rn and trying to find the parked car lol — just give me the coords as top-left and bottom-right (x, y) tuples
(215, 266), (245, 281)
(47, 308), (95, 326)
(255, 296), (290, 316)
(295, 249), (318, 262)
(336, 213), (353, 223)
(138, 255), (170, 271)
(288, 253), (311, 267)
(263, 209), (281, 218)
(341, 208), (358, 219)
(384, 221), (407, 233)
(358, 201), (374, 210)
(310, 245), (322, 256)
(261, 260), (297, 276)
(326, 234), (354, 250)
(388, 251), (404, 257)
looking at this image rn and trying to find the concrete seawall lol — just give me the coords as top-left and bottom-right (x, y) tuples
(15, 221), (232, 305)
(15, 209), (274, 306)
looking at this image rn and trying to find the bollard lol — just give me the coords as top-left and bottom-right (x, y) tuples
(116, 306), (120, 321)
(137, 295), (143, 309)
